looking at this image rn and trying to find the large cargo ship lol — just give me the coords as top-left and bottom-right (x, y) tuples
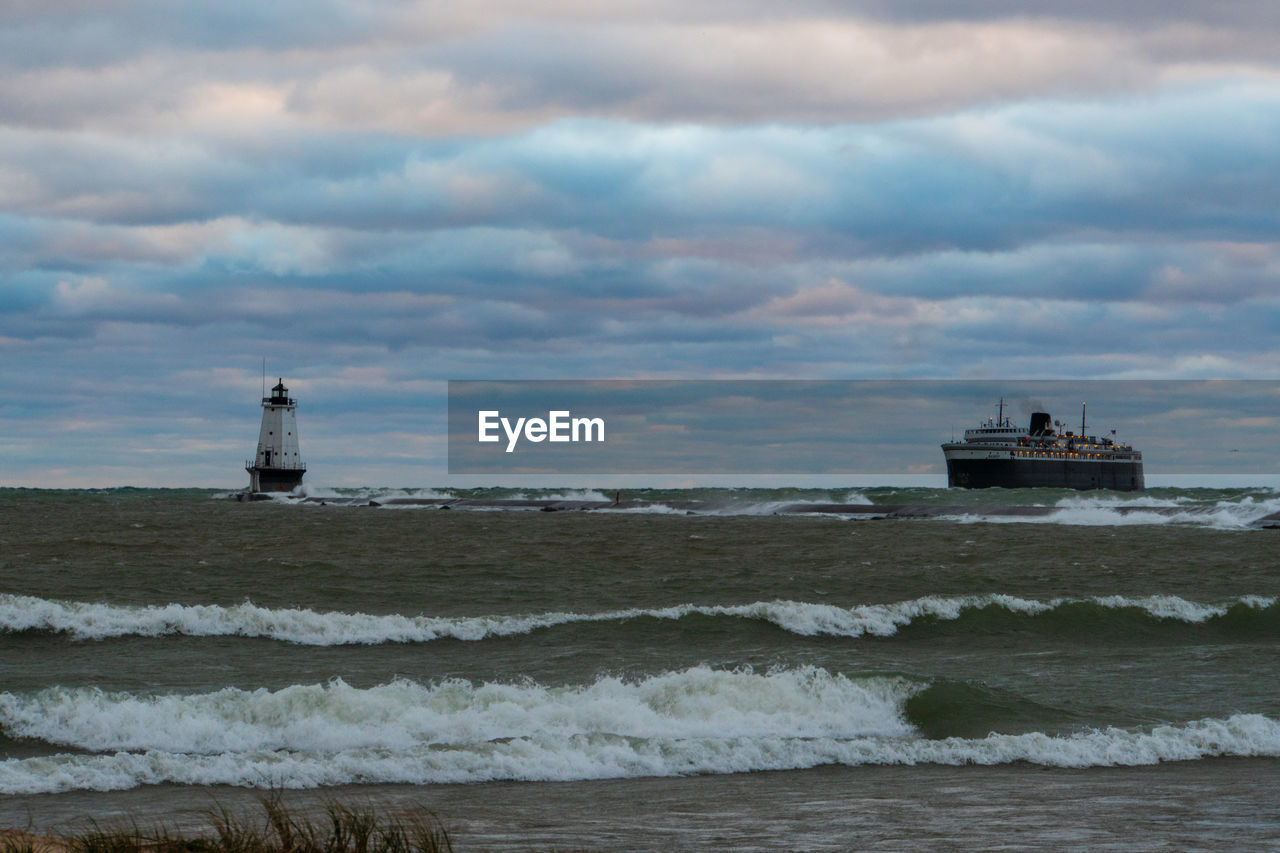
(942, 401), (1144, 491)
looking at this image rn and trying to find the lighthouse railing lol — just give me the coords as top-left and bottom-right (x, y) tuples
(245, 460), (307, 471)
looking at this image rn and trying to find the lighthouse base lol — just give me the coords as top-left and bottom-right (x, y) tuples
(247, 466), (305, 493)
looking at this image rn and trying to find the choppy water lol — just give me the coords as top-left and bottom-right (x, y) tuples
(2, 486), (1279, 849)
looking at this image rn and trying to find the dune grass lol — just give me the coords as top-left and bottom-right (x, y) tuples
(2, 796), (452, 853)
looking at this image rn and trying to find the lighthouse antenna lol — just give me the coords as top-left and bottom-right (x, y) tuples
(261, 358), (266, 400)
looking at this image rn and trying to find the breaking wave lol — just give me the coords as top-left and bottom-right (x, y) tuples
(960, 493), (1280, 529)
(2, 594), (1275, 646)
(230, 486), (1280, 527)
(2, 667), (1277, 794)
(295, 485), (456, 501)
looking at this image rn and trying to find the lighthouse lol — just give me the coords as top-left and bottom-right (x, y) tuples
(245, 379), (306, 492)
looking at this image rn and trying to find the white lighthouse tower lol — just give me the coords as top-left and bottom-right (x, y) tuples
(246, 378), (306, 492)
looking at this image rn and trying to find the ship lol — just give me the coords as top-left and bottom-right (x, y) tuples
(941, 400), (1144, 491)
(245, 378), (306, 492)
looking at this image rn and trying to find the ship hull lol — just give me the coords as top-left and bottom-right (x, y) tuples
(945, 457), (1144, 491)
(247, 466), (305, 493)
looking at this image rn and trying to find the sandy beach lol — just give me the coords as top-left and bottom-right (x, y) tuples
(7, 760), (1280, 851)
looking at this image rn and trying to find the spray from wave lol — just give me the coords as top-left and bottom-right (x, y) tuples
(295, 485), (457, 501)
(1042, 493), (1280, 528)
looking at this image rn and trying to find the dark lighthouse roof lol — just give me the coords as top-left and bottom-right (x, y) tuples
(266, 379), (295, 406)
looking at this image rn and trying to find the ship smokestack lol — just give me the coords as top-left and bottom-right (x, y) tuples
(1029, 412), (1052, 436)
(245, 378), (306, 493)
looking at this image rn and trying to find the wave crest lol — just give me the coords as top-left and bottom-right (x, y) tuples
(2, 593), (1274, 646)
(1, 668), (1277, 794)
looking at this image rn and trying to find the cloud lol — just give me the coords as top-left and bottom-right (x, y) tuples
(3, 2), (1280, 485)
(5, 5), (1280, 135)
(435, 19), (1154, 123)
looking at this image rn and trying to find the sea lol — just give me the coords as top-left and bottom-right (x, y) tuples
(2, 485), (1280, 850)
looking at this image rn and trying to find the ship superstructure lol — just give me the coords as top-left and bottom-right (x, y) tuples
(942, 401), (1143, 491)
(245, 379), (306, 493)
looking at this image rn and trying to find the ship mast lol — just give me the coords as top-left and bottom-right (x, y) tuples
(1081, 402), (1086, 436)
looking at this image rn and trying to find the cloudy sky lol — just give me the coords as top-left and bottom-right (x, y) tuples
(448, 380), (1280, 478)
(3, 1), (1279, 487)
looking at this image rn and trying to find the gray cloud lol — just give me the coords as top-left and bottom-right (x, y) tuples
(3, 2), (1280, 486)
(4, 4), (1280, 134)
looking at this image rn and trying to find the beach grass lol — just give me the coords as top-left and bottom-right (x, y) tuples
(2, 796), (452, 853)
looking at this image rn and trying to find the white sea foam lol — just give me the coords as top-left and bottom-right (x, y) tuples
(611, 502), (689, 514)
(1, 594), (1272, 645)
(511, 490), (613, 502)
(708, 501), (812, 517)
(295, 485), (456, 501)
(0, 668), (914, 755)
(989, 494), (1280, 529)
(250, 487), (1280, 526)
(0, 595), (602, 644)
(1, 669), (1277, 794)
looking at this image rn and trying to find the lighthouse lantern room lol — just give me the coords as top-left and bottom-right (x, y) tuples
(246, 378), (306, 492)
